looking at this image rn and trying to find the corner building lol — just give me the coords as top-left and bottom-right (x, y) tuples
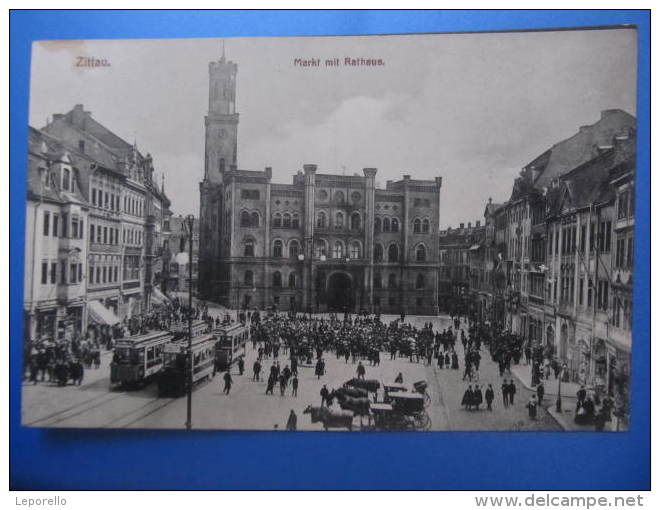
(199, 53), (441, 314)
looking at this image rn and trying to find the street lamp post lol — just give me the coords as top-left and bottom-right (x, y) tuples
(178, 214), (195, 430)
(556, 368), (563, 413)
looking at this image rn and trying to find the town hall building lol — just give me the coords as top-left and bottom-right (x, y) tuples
(199, 52), (441, 315)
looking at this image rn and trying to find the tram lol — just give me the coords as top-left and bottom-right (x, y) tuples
(213, 323), (249, 371)
(157, 333), (216, 397)
(171, 319), (209, 340)
(110, 330), (174, 387)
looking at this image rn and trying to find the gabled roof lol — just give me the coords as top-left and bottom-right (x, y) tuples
(530, 109), (636, 189)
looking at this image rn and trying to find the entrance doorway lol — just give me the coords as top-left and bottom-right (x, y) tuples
(327, 272), (353, 312)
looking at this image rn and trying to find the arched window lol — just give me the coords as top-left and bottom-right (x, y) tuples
(283, 213), (292, 228)
(244, 270), (254, 286)
(288, 272), (297, 288)
(289, 240), (300, 259)
(350, 241), (361, 259)
(416, 244), (427, 262)
(250, 212), (260, 228)
(316, 211), (327, 228)
(292, 214), (300, 229)
(388, 244), (399, 262)
(388, 273), (397, 289)
(374, 243), (384, 262)
(383, 217), (391, 232)
(416, 273), (425, 289)
(273, 213), (282, 228)
(413, 218), (421, 233)
(335, 212), (344, 229)
(315, 239), (327, 258)
(273, 271), (282, 288)
(333, 241), (344, 259)
(240, 211), (250, 227)
(335, 191), (344, 204)
(350, 212), (361, 230)
(273, 240), (283, 258)
(422, 219), (430, 233)
(373, 272), (382, 289)
(374, 217), (381, 232)
(391, 218), (399, 232)
(244, 239), (255, 257)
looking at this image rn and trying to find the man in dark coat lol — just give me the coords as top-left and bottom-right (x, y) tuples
(507, 380), (517, 405)
(291, 375), (299, 397)
(501, 379), (509, 407)
(223, 371), (233, 395)
(485, 384), (495, 411)
(451, 351), (459, 370)
(320, 384), (330, 407)
(253, 360), (261, 381)
(461, 385), (474, 410)
(291, 356), (298, 376)
(286, 410), (297, 431)
(265, 374), (275, 395)
(356, 361), (366, 380)
(238, 357), (245, 376)
(576, 385), (587, 405)
(473, 384), (483, 410)
(537, 381), (545, 403)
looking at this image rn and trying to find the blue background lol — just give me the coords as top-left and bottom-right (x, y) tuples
(10, 10), (650, 490)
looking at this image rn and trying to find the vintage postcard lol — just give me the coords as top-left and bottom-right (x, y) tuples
(22, 29), (637, 431)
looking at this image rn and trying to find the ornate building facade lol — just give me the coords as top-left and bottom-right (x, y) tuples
(198, 53), (441, 314)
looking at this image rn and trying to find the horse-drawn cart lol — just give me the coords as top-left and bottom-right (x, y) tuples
(370, 393), (431, 431)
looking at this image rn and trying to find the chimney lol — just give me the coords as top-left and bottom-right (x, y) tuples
(265, 166), (272, 179)
(468, 222), (472, 229)
(476, 221), (481, 227)
(460, 223), (465, 229)
(72, 104), (87, 128)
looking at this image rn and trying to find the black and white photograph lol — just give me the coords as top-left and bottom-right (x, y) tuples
(22, 28), (637, 432)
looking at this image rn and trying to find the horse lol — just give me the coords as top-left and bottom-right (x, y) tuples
(344, 378), (380, 394)
(331, 386), (368, 400)
(334, 394), (371, 426)
(303, 405), (353, 431)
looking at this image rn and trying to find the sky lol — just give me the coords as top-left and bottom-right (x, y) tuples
(29, 29), (637, 228)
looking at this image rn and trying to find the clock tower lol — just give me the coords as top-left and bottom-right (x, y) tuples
(204, 46), (239, 184)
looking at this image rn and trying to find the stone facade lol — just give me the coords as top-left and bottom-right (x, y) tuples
(198, 53), (441, 314)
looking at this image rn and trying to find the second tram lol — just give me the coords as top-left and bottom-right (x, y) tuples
(110, 330), (174, 387)
(213, 323), (249, 371)
(157, 333), (216, 397)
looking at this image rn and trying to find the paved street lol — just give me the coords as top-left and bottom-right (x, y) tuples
(22, 313), (559, 431)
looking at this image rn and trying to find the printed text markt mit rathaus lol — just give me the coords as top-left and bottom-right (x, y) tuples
(293, 57), (385, 67)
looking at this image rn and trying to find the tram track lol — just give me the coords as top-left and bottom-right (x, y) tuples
(24, 390), (125, 427)
(104, 396), (178, 429)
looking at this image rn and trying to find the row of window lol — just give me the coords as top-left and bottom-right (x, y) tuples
(123, 227), (144, 247)
(40, 260), (83, 285)
(124, 193), (145, 218)
(89, 265), (120, 285)
(241, 271), (427, 290)
(316, 211), (361, 230)
(548, 220), (613, 257)
(43, 212), (84, 239)
(91, 187), (121, 212)
(90, 224), (120, 246)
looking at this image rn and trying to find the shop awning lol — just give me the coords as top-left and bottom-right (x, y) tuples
(87, 300), (121, 326)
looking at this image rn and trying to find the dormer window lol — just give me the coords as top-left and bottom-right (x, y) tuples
(62, 168), (70, 191)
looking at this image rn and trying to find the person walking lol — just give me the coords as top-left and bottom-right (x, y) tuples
(223, 371), (233, 395)
(537, 381), (545, 403)
(356, 361), (366, 380)
(265, 373), (275, 395)
(320, 384), (330, 407)
(473, 384), (483, 410)
(526, 394), (538, 420)
(286, 409), (297, 431)
(501, 379), (509, 407)
(253, 359), (261, 381)
(507, 379), (517, 405)
(485, 384), (494, 411)
(461, 385), (474, 410)
(291, 375), (299, 397)
(279, 373), (287, 396)
(238, 357), (245, 376)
